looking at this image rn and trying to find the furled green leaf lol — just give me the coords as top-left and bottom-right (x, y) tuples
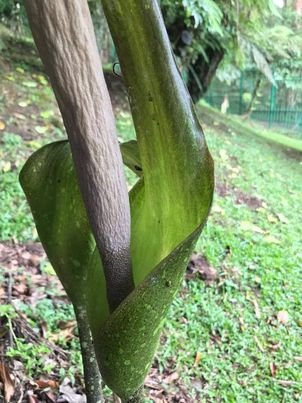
(19, 138), (144, 335)
(95, 227), (201, 399)
(120, 140), (142, 177)
(19, 141), (109, 335)
(103, 0), (214, 287)
(96, 0), (214, 398)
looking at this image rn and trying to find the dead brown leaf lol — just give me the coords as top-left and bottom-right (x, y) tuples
(277, 310), (289, 324)
(27, 395), (39, 403)
(187, 253), (217, 284)
(268, 342), (281, 352)
(251, 299), (261, 319)
(49, 321), (77, 343)
(276, 213), (289, 224)
(270, 362), (277, 377)
(35, 379), (59, 389)
(59, 379), (86, 403)
(194, 352), (202, 366)
(277, 380), (299, 387)
(163, 372), (179, 384)
(58, 320), (77, 330)
(13, 281), (28, 296)
(238, 316), (245, 331)
(41, 391), (57, 403)
(0, 362), (15, 402)
(0, 120), (6, 131)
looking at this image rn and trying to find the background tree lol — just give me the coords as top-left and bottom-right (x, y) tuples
(160, 0), (293, 101)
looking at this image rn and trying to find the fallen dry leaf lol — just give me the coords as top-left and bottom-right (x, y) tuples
(0, 120), (5, 131)
(240, 221), (265, 234)
(211, 204), (225, 215)
(268, 342), (281, 352)
(276, 213), (289, 224)
(263, 235), (280, 245)
(163, 372), (179, 384)
(58, 320), (77, 330)
(35, 379), (59, 389)
(49, 320), (77, 343)
(194, 352), (202, 367)
(277, 310), (289, 324)
(238, 316), (245, 331)
(59, 381), (86, 403)
(219, 149), (229, 161)
(277, 380), (299, 387)
(270, 362), (277, 377)
(27, 394), (39, 403)
(0, 362), (15, 402)
(41, 391), (57, 403)
(251, 299), (261, 319)
(267, 214), (278, 223)
(13, 281), (28, 296)
(187, 253), (217, 284)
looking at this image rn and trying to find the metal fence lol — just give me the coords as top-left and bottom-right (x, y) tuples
(205, 71), (302, 136)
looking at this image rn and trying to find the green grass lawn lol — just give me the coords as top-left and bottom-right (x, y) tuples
(1, 30), (302, 402)
(115, 110), (302, 401)
(159, 114), (302, 402)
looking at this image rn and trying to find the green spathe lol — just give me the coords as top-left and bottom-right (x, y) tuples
(20, 139), (211, 399)
(95, 227), (201, 399)
(102, 0), (214, 287)
(19, 141), (108, 336)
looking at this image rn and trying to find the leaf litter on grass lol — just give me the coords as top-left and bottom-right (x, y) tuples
(0, 241), (87, 403)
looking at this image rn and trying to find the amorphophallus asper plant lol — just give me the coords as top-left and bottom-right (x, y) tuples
(20, 1), (214, 402)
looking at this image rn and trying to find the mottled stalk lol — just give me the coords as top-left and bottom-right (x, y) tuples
(122, 386), (144, 403)
(75, 304), (104, 403)
(23, 0), (134, 312)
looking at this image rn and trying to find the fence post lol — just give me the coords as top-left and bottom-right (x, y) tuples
(239, 73), (243, 114)
(269, 83), (276, 128)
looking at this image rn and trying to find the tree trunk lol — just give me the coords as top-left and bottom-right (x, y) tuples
(23, 0), (134, 312)
(162, 13), (224, 103)
(245, 77), (262, 116)
(187, 46), (225, 103)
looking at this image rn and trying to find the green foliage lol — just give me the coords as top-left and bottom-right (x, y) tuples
(0, 0), (16, 17)
(7, 343), (53, 376)
(166, 0), (223, 34)
(161, 1), (274, 57)
(269, 8), (302, 84)
(161, 0), (302, 91)
(0, 1), (26, 29)
(161, 0), (224, 69)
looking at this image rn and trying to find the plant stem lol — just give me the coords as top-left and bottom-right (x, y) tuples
(74, 305), (104, 403)
(24, 0), (134, 313)
(122, 387), (144, 403)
